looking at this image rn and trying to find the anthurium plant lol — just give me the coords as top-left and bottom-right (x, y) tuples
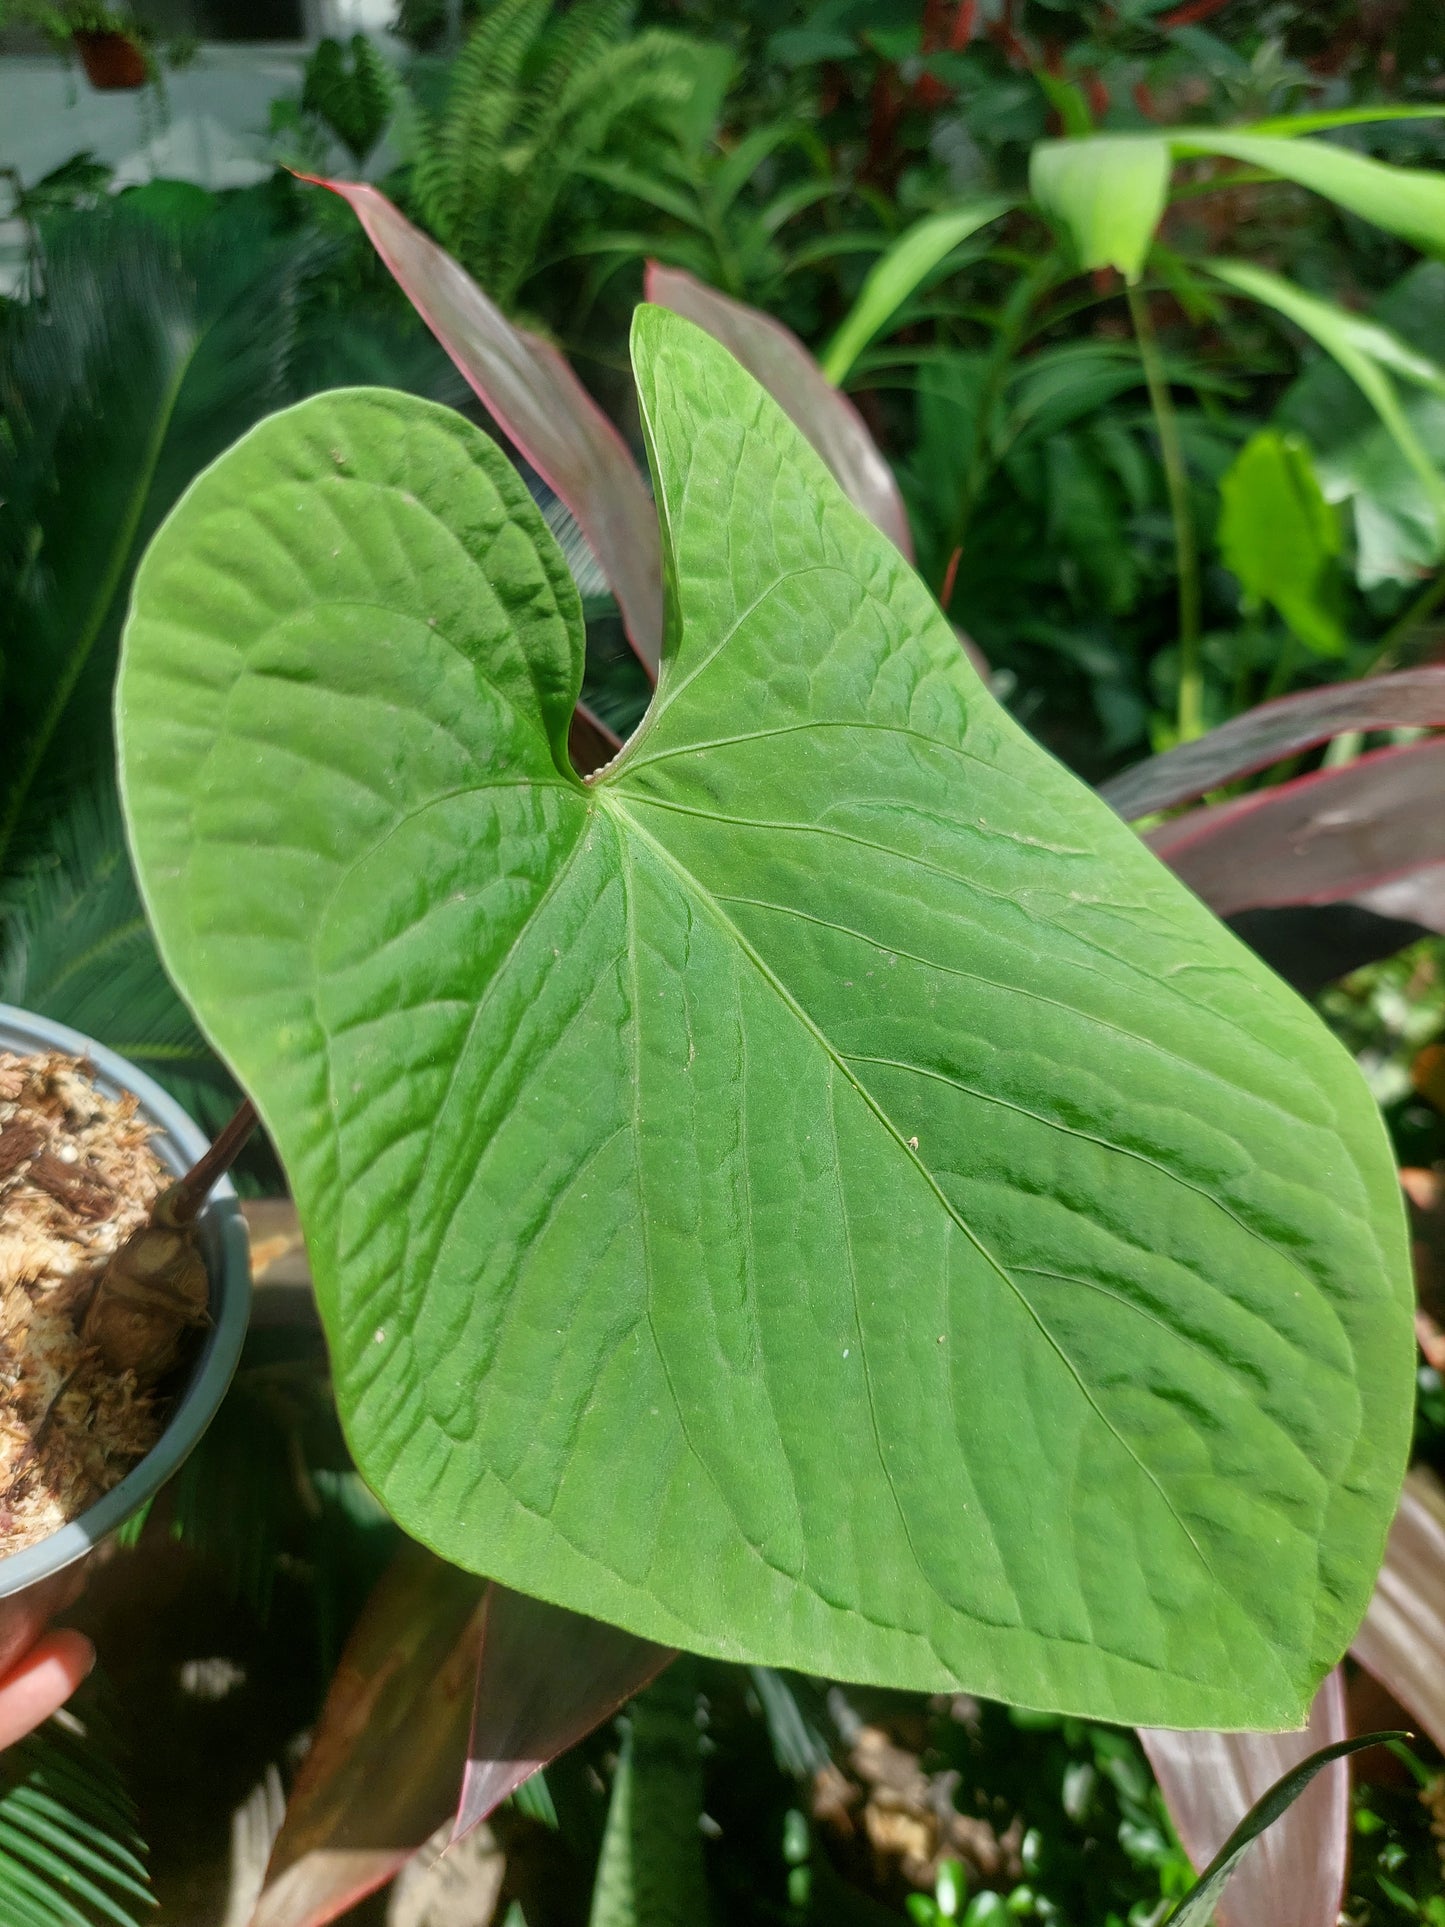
(117, 305), (1413, 1736)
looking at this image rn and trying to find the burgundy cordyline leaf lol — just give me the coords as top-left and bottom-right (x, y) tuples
(313, 178), (664, 675)
(250, 1544), (485, 1927)
(1352, 1465), (1445, 1753)
(1101, 666), (1445, 820)
(1140, 1669), (1350, 1927)
(453, 1584), (674, 1843)
(568, 698), (624, 778)
(1145, 738), (1445, 918)
(644, 261), (915, 560)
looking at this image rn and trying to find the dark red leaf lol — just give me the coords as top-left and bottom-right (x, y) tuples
(1145, 739), (1445, 917)
(1140, 1669), (1349, 1927)
(251, 1544), (485, 1927)
(644, 262), (914, 560)
(313, 179), (664, 676)
(568, 699), (623, 778)
(453, 1584), (674, 1843)
(1101, 668), (1445, 821)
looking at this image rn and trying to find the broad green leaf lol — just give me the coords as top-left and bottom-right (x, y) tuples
(1216, 430), (1345, 656)
(645, 260), (914, 560)
(1275, 260), (1445, 588)
(1169, 129), (1445, 257)
(1162, 1729), (1404, 1927)
(1029, 136), (1171, 281)
(1208, 260), (1445, 533)
(819, 200), (1010, 384)
(118, 315), (1414, 1729)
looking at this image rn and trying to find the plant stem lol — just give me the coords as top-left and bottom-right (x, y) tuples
(1362, 566), (1445, 674)
(164, 1097), (258, 1226)
(1127, 281), (1203, 742)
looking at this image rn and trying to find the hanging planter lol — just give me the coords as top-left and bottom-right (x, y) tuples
(0, 1006), (250, 1607)
(71, 25), (149, 87)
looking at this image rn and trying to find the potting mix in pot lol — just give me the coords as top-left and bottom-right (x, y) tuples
(0, 1050), (208, 1553)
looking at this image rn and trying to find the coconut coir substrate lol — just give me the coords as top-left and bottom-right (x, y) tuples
(0, 1050), (187, 1554)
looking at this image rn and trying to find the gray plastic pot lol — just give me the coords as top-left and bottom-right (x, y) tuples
(0, 1005), (250, 1602)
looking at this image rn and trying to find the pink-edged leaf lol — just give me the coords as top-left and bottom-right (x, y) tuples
(250, 1544), (485, 1927)
(454, 1584), (674, 1843)
(1101, 667), (1445, 820)
(314, 178), (663, 675)
(568, 698), (623, 778)
(644, 260), (914, 560)
(1140, 1669), (1349, 1927)
(1145, 738), (1445, 917)
(1352, 1465), (1445, 1753)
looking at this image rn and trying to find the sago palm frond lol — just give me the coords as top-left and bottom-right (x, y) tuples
(0, 199), (318, 882)
(0, 778), (236, 1128)
(0, 1717), (152, 1927)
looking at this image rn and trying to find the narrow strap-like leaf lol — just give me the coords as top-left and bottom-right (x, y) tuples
(315, 179), (664, 675)
(454, 1585), (673, 1842)
(1141, 1669), (1349, 1927)
(1162, 1728), (1404, 1927)
(1101, 667), (1445, 819)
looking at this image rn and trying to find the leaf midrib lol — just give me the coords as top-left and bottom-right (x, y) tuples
(600, 788), (1231, 1620)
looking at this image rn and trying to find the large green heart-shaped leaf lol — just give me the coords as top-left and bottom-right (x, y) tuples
(117, 310), (1413, 1730)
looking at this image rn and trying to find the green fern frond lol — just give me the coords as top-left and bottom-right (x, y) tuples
(513, 0), (631, 140)
(0, 1720), (152, 1927)
(0, 200), (325, 881)
(411, 0), (550, 264)
(493, 27), (700, 307)
(407, 0), (711, 311)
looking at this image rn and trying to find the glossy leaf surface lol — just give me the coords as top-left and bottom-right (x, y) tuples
(318, 178), (664, 673)
(1100, 667), (1445, 819)
(119, 315), (1412, 1727)
(1141, 1669), (1349, 1927)
(1146, 740), (1445, 915)
(1029, 136), (1171, 281)
(645, 261), (913, 558)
